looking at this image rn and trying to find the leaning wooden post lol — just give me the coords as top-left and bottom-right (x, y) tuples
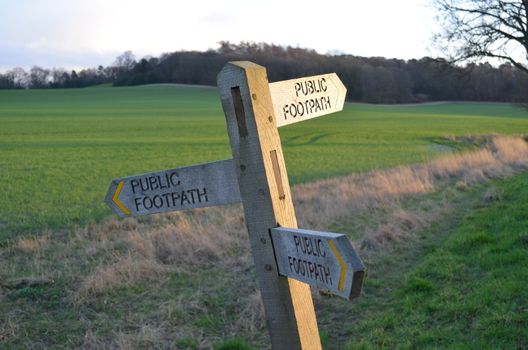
(217, 62), (322, 349)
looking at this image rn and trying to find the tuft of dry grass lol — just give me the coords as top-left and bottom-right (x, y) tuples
(80, 330), (112, 350)
(73, 207), (252, 302)
(491, 136), (528, 164)
(146, 209), (247, 266)
(429, 148), (498, 179)
(114, 325), (164, 350)
(75, 256), (167, 301)
(360, 203), (449, 251)
(0, 316), (18, 342)
(483, 186), (502, 203)
(294, 166), (434, 231)
(13, 235), (49, 254)
(81, 325), (169, 350)
(233, 290), (266, 334)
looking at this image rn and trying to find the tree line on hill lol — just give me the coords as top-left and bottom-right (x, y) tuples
(1, 42), (527, 104)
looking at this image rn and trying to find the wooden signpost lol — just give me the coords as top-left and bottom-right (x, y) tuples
(106, 61), (363, 350)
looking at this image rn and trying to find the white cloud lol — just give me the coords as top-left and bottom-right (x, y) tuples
(0, 0), (437, 69)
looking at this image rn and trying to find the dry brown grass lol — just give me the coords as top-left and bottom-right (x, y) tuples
(294, 166), (434, 231)
(73, 208), (250, 300)
(75, 256), (167, 301)
(80, 330), (112, 350)
(72, 135), (528, 300)
(491, 136), (528, 164)
(360, 202), (449, 250)
(430, 148), (498, 178)
(80, 325), (171, 350)
(430, 136), (528, 182)
(13, 235), (49, 254)
(114, 325), (164, 350)
(233, 290), (266, 334)
(295, 135), (528, 249)
(0, 316), (18, 342)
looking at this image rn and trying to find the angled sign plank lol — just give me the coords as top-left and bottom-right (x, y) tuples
(105, 159), (241, 217)
(270, 227), (365, 300)
(269, 73), (347, 127)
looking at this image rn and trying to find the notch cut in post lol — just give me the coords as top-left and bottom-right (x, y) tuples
(270, 150), (286, 200)
(231, 86), (248, 137)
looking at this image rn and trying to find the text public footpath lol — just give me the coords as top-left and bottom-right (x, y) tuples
(130, 172), (208, 211)
(281, 77), (332, 121)
(288, 235), (333, 286)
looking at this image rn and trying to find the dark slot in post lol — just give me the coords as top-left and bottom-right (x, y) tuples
(270, 150), (286, 200)
(231, 87), (248, 137)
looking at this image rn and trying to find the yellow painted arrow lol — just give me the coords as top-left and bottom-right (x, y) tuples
(112, 180), (131, 216)
(327, 240), (346, 291)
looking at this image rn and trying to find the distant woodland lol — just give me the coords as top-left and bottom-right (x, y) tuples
(1, 42), (527, 104)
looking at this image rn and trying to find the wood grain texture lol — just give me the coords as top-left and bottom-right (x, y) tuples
(217, 61), (321, 350)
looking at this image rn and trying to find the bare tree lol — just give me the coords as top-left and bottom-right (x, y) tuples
(10, 68), (29, 88)
(29, 66), (50, 88)
(434, 0), (528, 74)
(113, 50), (136, 71)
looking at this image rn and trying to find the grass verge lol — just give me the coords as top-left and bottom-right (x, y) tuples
(342, 173), (528, 349)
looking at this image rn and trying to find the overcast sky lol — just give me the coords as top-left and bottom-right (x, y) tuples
(0, 0), (438, 71)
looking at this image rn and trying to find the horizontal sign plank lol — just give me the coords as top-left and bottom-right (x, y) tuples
(269, 73), (347, 128)
(270, 227), (364, 300)
(105, 159), (241, 217)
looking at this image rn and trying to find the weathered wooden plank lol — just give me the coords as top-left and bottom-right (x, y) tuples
(269, 73), (347, 127)
(270, 227), (365, 300)
(218, 62), (322, 350)
(105, 159), (240, 217)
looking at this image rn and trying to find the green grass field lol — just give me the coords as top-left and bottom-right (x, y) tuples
(1, 84), (528, 349)
(1, 85), (527, 239)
